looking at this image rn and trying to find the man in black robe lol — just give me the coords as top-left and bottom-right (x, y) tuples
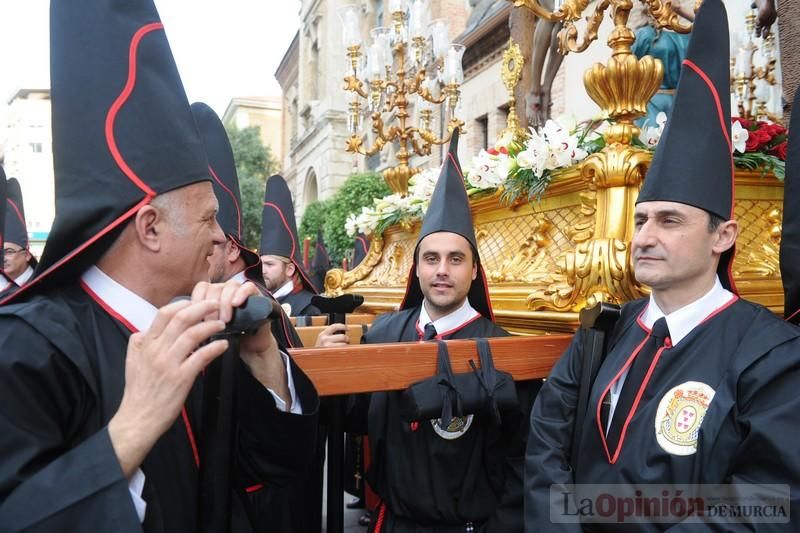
(525, 2), (800, 531)
(1, 175), (37, 293)
(320, 131), (536, 532)
(352, 231), (371, 269)
(311, 228), (331, 293)
(259, 175), (321, 317)
(193, 100), (321, 533)
(0, 2), (319, 531)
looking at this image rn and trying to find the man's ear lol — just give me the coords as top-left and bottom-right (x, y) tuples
(285, 260), (296, 277)
(133, 204), (163, 252)
(226, 240), (241, 263)
(712, 219), (739, 255)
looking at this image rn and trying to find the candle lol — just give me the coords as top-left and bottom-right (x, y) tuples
(409, 0), (430, 39)
(443, 44), (465, 85)
(337, 5), (362, 48)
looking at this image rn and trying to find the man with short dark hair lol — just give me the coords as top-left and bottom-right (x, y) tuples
(525, 2), (800, 530)
(0, 2), (318, 531)
(260, 175), (321, 317)
(319, 131), (536, 532)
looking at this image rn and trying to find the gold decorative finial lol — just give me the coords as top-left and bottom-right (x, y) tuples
(500, 38), (527, 142)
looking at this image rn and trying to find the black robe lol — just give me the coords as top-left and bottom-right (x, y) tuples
(278, 289), (320, 317)
(357, 306), (539, 533)
(0, 283), (320, 532)
(525, 297), (800, 532)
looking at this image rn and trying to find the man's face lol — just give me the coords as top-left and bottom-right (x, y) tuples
(2, 242), (31, 280)
(416, 232), (477, 318)
(632, 201), (732, 293)
(158, 182), (226, 296)
(260, 255), (292, 291)
(208, 238), (230, 284)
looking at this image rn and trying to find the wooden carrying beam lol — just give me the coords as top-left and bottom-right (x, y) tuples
(289, 335), (573, 396)
(294, 324), (368, 349)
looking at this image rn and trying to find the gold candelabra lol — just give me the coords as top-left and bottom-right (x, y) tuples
(731, 9), (780, 122)
(339, 1), (465, 196)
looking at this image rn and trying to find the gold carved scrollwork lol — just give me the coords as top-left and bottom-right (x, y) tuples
(527, 237), (646, 312)
(568, 189), (597, 243)
(324, 235), (385, 295)
(736, 208), (782, 277)
(486, 216), (553, 283)
(581, 143), (652, 189)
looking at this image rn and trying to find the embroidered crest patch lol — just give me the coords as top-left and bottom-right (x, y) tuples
(281, 303), (292, 317)
(655, 381), (715, 456)
(431, 414), (474, 440)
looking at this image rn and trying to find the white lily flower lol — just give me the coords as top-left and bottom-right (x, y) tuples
(731, 120), (749, 154)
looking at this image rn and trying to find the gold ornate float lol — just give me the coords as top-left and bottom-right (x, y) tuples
(325, 166), (784, 335)
(325, 0), (786, 335)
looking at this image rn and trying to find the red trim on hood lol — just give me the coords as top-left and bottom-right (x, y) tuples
(291, 259), (319, 294)
(682, 58), (738, 294)
(0, 24), (166, 306)
(0, 197), (154, 306)
(477, 264), (495, 321)
(786, 306), (800, 323)
(263, 201), (296, 259)
(356, 236), (369, 254)
(447, 151), (465, 184)
(7, 199), (24, 227)
(104, 23), (162, 197)
(209, 164), (242, 238)
(79, 278), (200, 468)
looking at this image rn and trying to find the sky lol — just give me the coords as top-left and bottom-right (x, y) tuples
(0, 0), (301, 127)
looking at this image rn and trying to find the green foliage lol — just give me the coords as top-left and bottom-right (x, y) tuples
(500, 166), (555, 205)
(733, 152), (785, 181)
(226, 125), (278, 248)
(298, 199), (333, 250)
(299, 172), (391, 263)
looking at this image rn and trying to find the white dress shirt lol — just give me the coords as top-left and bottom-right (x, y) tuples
(271, 279), (294, 300)
(13, 265), (34, 286)
(606, 276), (735, 429)
(418, 298), (481, 337)
(80, 265), (304, 523)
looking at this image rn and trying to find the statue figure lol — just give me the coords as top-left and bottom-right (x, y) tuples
(630, 0), (694, 127)
(524, 0), (564, 129)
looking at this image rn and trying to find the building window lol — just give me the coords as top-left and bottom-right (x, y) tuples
(475, 114), (488, 151)
(304, 170), (319, 204)
(310, 41), (320, 100)
(30, 142), (43, 153)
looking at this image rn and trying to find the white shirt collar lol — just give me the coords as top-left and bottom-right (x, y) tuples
(13, 265), (34, 286)
(0, 275), (9, 293)
(640, 276), (735, 346)
(229, 270), (248, 284)
(80, 265), (158, 333)
(272, 279), (294, 300)
(418, 298), (480, 336)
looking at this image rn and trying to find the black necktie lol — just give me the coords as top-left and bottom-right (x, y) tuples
(604, 317), (670, 455)
(422, 323), (438, 341)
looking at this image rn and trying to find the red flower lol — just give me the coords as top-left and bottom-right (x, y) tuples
(733, 117), (752, 130)
(498, 146), (509, 155)
(761, 122), (787, 137)
(769, 141), (788, 161)
(487, 148), (499, 156)
(745, 129), (771, 152)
